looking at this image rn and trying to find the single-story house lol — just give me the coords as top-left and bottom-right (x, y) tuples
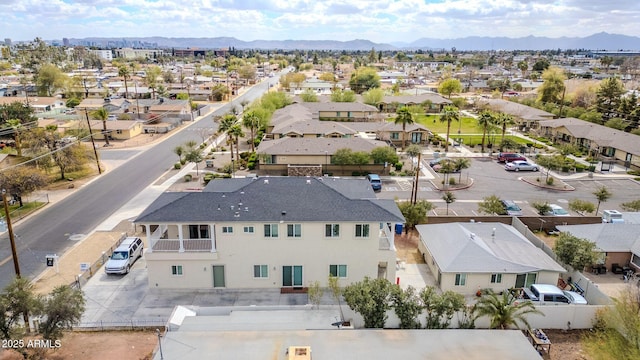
(377, 94), (452, 113)
(135, 177), (404, 290)
(476, 98), (556, 131)
(538, 117), (640, 169)
(416, 222), (566, 295)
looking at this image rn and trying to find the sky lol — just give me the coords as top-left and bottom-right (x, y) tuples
(1, 0), (639, 44)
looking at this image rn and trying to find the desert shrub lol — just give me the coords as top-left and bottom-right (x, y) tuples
(174, 162), (182, 169)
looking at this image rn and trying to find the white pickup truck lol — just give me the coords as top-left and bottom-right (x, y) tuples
(516, 284), (587, 305)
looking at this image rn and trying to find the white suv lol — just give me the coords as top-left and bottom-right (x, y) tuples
(105, 237), (144, 275)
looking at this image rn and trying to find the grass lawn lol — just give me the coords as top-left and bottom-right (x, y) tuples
(1, 201), (46, 219)
(413, 114), (481, 133)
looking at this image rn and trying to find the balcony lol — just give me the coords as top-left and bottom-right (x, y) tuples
(379, 227), (396, 251)
(151, 239), (213, 252)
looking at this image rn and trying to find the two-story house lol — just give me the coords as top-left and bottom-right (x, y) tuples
(135, 177), (404, 290)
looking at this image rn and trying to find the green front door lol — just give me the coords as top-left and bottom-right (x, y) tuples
(213, 265), (225, 288)
(282, 265), (303, 287)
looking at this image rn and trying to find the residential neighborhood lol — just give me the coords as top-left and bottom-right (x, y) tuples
(2, 4), (640, 359)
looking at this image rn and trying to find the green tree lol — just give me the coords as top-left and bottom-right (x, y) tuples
(453, 157), (471, 183)
(0, 166), (47, 207)
(5, 119), (25, 156)
(330, 89), (356, 102)
(496, 113), (515, 151)
(477, 110), (495, 154)
(242, 110), (262, 152)
(621, 200), (640, 211)
(517, 60), (528, 78)
(0, 101), (37, 128)
(437, 78), (462, 99)
(144, 65), (162, 99)
(332, 148), (355, 165)
(362, 88), (384, 106)
(568, 199), (596, 215)
(391, 285), (424, 329)
(474, 290), (542, 330)
(394, 106), (414, 150)
(584, 286), (640, 358)
(300, 89), (318, 102)
(397, 200), (434, 231)
(118, 65), (131, 99)
(183, 140), (204, 176)
(405, 144), (422, 170)
(307, 281), (323, 310)
(370, 147), (399, 165)
(228, 124), (245, 161)
(478, 195), (506, 215)
(596, 77), (625, 121)
(38, 285), (85, 341)
(535, 155), (560, 183)
(440, 105), (460, 152)
(173, 145), (184, 163)
(537, 67), (566, 104)
(593, 186), (612, 215)
(442, 191), (456, 215)
(420, 287), (465, 329)
(349, 67), (380, 94)
(342, 277), (394, 328)
(554, 233), (599, 271)
(0, 278), (39, 339)
(532, 58), (550, 72)
(35, 63), (67, 96)
(91, 107), (111, 146)
(218, 114), (238, 159)
(532, 201), (552, 216)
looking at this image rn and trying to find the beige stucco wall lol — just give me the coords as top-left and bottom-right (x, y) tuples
(439, 271), (560, 295)
(146, 221), (396, 289)
(275, 154), (326, 165)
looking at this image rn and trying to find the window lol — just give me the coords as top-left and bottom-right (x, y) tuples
(171, 265), (183, 276)
(355, 224), (370, 238)
(243, 226), (254, 234)
(116, 129), (123, 134)
(253, 265), (268, 278)
(329, 264), (347, 278)
(390, 132), (399, 140)
(222, 226), (233, 234)
(287, 224), (302, 238)
(515, 273), (537, 288)
(264, 224), (279, 237)
(189, 225), (210, 239)
(454, 273), (466, 286)
(325, 224), (340, 237)
(490, 273), (502, 283)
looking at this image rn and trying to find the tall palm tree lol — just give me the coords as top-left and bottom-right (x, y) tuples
(118, 65), (131, 99)
(593, 186), (612, 215)
(440, 105), (459, 152)
(454, 157), (470, 183)
(394, 106), (414, 150)
(242, 110), (260, 152)
(497, 113), (515, 151)
(91, 107), (110, 146)
(442, 191), (455, 215)
(477, 110), (495, 154)
(228, 124), (245, 162)
(218, 114), (238, 158)
(474, 290), (542, 330)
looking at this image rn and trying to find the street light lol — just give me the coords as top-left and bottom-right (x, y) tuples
(156, 328), (164, 359)
(2, 189), (20, 277)
(324, 151), (328, 174)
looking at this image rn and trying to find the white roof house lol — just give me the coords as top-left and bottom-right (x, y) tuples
(417, 222), (565, 295)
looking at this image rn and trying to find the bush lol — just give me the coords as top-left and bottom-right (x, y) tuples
(184, 174), (193, 182)
(546, 177), (554, 185)
(174, 162), (182, 169)
(395, 162), (403, 171)
(247, 161), (256, 170)
(627, 170), (640, 176)
(449, 177), (456, 185)
(200, 143), (206, 149)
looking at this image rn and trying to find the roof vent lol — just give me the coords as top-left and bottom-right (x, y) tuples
(234, 212), (240, 217)
(281, 211), (287, 216)
(306, 180), (311, 184)
(264, 179), (269, 184)
(244, 207), (249, 212)
(470, 233), (475, 240)
(217, 205), (221, 211)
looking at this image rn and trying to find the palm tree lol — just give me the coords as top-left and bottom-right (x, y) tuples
(242, 110), (260, 152)
(454, 157), (470, 183)
(477, 110), (495, 154)
(474, 290), (542, 330)
(442, 191), (455, 215)
(440, 105), (460, 152)
(593, 186), (612, 215)
(228, 124), (245, 162)
(173, 145), (184, 163)
(118, 65), (131, 99)
(497, 113), (515, 151)
(218, 113), (238, 156)
(394, 106), (414, 150)
(183, 141), (204, 176)
(91, 107), (110, 146)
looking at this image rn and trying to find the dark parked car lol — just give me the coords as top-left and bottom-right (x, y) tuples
(497, 152), (526, 163)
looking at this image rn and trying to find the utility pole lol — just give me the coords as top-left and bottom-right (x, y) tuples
(84, 110), (102, 174)
(2, 190), (20, 277)
(410, 153), (421, 205)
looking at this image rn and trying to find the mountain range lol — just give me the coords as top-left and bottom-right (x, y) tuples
(69, 32), (640, 51)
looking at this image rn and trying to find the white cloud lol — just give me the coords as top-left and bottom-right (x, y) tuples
(1, 0), (639, 42)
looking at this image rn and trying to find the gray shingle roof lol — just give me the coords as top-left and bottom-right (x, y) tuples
(136, 177), (405, 224)
(256, 137), (389, 155)
(416, 223), (565, 273)
(477, 98), (555, 121)
(556, 223), (640, 252)
(380, 94), (452, 105)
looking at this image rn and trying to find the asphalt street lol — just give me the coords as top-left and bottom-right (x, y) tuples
(0, 76), (281, 289)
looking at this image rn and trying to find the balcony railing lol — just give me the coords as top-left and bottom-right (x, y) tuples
(151, 239), (213, 252)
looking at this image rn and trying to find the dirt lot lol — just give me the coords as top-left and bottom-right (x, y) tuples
(0, 331), (157, 360)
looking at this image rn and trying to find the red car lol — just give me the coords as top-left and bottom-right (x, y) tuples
(497, 152), (526, 163)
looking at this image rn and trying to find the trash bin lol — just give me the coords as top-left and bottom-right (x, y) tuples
(395, 224), (403, 234)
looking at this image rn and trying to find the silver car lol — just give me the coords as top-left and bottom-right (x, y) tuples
(505, 160), (539, 172)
